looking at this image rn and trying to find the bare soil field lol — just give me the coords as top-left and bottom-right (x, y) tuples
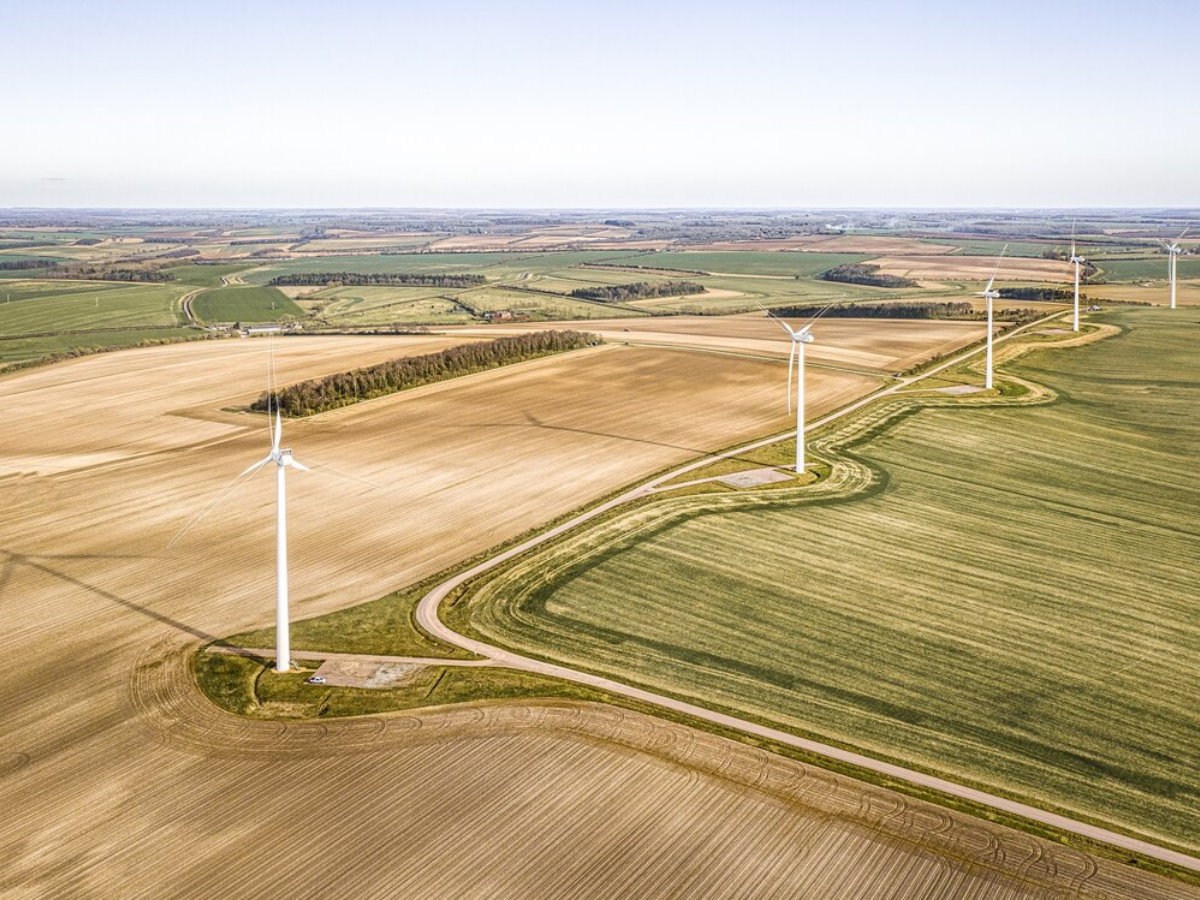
(426, 225), (647, 252)
(865, 254), (1073, 283)
(1089, 281), (1200, 306)
(0, 335), (475, 476)
(443, 314), (988, 374)
(0, 331), (1193, 896)
(694, 235), (959, 254)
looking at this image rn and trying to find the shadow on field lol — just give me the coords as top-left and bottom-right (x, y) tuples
(465, 411), (719, 458)
(0, 548), (222, 645)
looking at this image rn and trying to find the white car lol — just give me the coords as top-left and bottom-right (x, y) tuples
(305, 675), (327, 685)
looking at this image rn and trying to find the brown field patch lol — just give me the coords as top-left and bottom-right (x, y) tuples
(444, 314), (987, 374)
(1087, 281), (1200, 306)
(865, 254), (1073, 283)
(693, 235), (960, 254)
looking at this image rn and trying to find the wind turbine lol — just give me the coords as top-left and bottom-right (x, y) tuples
(762, 309), (816, 472)
(980, 245), (1008, 390)
(1069, 225), (1085, 331)
(1162, 228), (1189, 310)
(240, 407), (309, 673)
(168, 348), (311, 674)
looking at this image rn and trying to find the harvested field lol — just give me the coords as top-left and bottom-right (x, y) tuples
(612, 250), (867, 277)
(443, 314), (988, 374)
(1087, 281), (1200, 306)
(692, 235), (960, 254)
(865, 254), (1073, 283)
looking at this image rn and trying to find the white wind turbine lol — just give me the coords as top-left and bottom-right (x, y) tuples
(980, 245), (1008, 390)
(1069, 224), (1085, 332)
(240, 407), (309, 672)
(169, 346), (311, 674)
(762, 309), (816, 472)
(1162, 228), (1189, 310)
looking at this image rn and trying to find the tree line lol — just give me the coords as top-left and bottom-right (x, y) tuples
(569, 281), (704, 302)
(269, 272), (487, 288)
(817, 264), (918, 288)
(253, 329), (599, 417)
(0, 258), (57, 270)
(57, 266), (175, 282)
(768, 301), (1042, 326)
(998, 287), (1075, 301)
(770, 302), (975, 319)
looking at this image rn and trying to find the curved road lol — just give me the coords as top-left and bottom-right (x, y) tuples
(411, 312), (1200, 875)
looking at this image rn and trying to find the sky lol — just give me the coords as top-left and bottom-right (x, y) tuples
(3, 0), (1197, 208)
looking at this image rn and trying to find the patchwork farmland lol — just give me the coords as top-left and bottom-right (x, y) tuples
(3, 211), (1199, 898)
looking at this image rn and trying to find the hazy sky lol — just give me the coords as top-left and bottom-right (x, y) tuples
(4, 0), (1197, 208)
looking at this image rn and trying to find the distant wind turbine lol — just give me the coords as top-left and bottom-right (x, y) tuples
(762, 308), (817, 472)
(1069, 225), (1085, 332)
(980, 245), (1008, 390)
(1162, 228), (1189, 310)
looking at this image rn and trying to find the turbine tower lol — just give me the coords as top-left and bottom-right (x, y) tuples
(981, 245), (1008, 390)
(764, 311), (815, 472)
(241, 409), (309, 672)
(1069, 225), (1085, 332)
(1162, 228), (1188, 310)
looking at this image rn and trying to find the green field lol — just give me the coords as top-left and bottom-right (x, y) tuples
(240, 250), (642, 285)
(0, 280), (188, 336)
(165, 263), (259, 288)
(1094, 256), (1200, 282)
(455, 307), (1200, 852)
(0, 328), (206, 368)
(191, 285), (302, 323)
(611, 251), (868, 277)
(300, 285), (475, 325)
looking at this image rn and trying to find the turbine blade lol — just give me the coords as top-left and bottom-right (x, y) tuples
(1070, 219), (1076, 259)
(1178, 227), (1190, 243)
(289, 458), (311, 472)
(167, 457), (269, 549)
(273, 411), (282, 452)
(238, 455), (273, 479)
(753, 298), (795, 335)
(985, 244), (1009, 294)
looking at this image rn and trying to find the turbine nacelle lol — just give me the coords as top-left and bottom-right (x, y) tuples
(790, 328), (815, 344)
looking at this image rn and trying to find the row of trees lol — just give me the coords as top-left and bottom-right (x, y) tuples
(769, 301), (1042, 325)
(998, 287), (1074, 301)
(269, 272), (487, 288)
(0, 258), (56, 270)
(817, 264), (918, 288)
(770, 302), (974, 319)
(569, 280), (704, 302)
(58, 266), (175, 282)
(582, 262), (708, 275)
(252, 329), (599, 417)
